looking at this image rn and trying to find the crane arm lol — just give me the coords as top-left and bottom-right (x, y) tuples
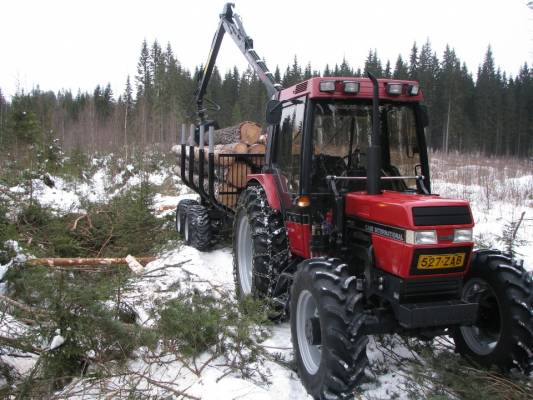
(194, 3), (282, 123)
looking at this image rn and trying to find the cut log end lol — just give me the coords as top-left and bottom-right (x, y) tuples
(239, 121), (261, 145)
(226, 162), (252, 188)
(216, 183), (239, 208)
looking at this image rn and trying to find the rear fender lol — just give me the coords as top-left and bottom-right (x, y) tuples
(247, 174), (281, 211)
(249, 174), (315, 259)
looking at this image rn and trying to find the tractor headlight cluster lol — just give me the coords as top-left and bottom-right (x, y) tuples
(319, 81), (336, 92)
(406, 230), (438, 245)
(407, 84), (419, 96)
(453, 228), (473, 243)
(406, 228), (472, 245)
(319, 80), (360, 94)
(343, 81), (359, 93)
(386, 83), (403, 96)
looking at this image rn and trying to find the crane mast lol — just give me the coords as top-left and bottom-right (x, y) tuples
(194, 3), (282, 124)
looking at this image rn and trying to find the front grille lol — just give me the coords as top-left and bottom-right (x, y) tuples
(412, 206), (471, 226)
(401, 276), (462, 302)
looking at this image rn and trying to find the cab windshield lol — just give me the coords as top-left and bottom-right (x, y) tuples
(312, 101), (421, 192)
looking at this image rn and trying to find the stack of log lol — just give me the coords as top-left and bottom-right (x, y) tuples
(172, 121), (267, 208)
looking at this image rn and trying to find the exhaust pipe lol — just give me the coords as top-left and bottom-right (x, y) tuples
(366, 72), (382, 195)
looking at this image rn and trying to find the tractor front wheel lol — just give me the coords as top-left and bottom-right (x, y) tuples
(453, 250), (533, 374)
(232, 185), (288, 299)
(290, 258), (368, 399)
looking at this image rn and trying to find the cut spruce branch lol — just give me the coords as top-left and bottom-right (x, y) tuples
(26, 256), (156, 268)
(0, 294), (50, 316)
(0, 335), (42, 354)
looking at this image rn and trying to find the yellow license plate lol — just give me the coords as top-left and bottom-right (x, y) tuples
(417, 253), (465, 270)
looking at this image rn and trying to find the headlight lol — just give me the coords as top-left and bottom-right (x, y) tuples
(453, 228), (473, 243)
(407, 84), (419, 96)
(406, 230), (437, 245)
(319, 81), (335, 92)
(343, 81), (359, 93)
(386, 83), (403, 95)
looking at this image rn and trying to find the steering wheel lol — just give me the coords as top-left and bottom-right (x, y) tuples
(343, 149), (366, 171)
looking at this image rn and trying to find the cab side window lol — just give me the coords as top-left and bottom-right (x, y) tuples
(275, 100), (305, 194)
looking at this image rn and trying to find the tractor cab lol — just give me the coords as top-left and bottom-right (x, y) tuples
(262, 76), (454, 263)
(268, 76), (430, 198)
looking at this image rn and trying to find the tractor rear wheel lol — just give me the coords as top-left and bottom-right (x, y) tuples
(232, 185), (288, 299)
(290, 258), (368, 399)
(453, 250), (533, 374)
(176, 199), (198, 236)
(184, 204), (212, 251)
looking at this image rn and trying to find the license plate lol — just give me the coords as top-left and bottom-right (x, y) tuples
(417, 253), (465, 270)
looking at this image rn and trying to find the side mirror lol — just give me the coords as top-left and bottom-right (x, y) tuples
(419, 105), (429, 128)
(265, 99), (282, 125)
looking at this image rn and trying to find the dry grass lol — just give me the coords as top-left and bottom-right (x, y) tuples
(429, 150), (533, 209)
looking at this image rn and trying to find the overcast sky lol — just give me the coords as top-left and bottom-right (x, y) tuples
(0, 0), (531, 98)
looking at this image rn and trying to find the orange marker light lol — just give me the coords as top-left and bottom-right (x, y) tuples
(296, 195), (311, 208)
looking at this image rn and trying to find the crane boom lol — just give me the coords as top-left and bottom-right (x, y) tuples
(194, 3), (282, 123)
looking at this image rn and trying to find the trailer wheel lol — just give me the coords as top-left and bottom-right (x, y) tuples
(184, 204), (212, 251)
(176, 199), (198, 236)
(233, 185), (288, 299)
(453, 250), (533, 374)
(291, 258), (368, 399)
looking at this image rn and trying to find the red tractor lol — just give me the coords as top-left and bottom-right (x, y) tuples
(176, 4), (533, 398)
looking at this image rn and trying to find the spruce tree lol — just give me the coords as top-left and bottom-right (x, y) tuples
(338, 58), (352, 76)
(304, 62), (313, 80)
(135, 39), (152, 147)
(136, 40), (152, 98)
(474, 46), (498, 153)
(409, 42), (419, 79)
(9, 103), (41, 145)
(0, 88), (6, 147)
(393, 55), (409, 79)
(282, 56), (302, 87)
(274, 66), (281, 84)
(364, 49), (382, 76)
(384, 60), (392, 78)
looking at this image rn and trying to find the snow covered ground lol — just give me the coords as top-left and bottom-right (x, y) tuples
(56, 245), (312, 399)
(56, 240), (419, 400)
(430, 153), (533, 265)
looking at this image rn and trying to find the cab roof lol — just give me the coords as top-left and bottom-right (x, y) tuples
(278, 77), (424, 103)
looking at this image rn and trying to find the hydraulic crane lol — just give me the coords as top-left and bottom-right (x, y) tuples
(194, 2), (281, 126)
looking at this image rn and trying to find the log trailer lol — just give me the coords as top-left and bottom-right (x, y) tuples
(175, 3), (533, 399)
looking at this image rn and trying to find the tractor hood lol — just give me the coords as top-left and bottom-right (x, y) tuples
(345, 191), (474, 230)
